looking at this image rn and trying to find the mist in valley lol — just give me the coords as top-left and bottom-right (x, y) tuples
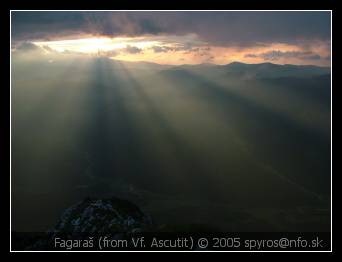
(11, 51), (331, 232)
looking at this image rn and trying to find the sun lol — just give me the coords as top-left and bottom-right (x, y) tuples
(34, 37), (159, 55)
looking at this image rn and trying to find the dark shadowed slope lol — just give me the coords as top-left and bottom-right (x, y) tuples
(12, 58), (331, 232)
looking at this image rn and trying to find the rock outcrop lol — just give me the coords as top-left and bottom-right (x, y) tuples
(52, 197), (152, 234)
(28, 197), (152, 250)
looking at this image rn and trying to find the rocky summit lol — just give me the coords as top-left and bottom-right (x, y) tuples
(52, 197), (152, 235)
(26, 197), (152, 250)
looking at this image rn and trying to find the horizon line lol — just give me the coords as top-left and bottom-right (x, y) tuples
(104, 58), (332, 68)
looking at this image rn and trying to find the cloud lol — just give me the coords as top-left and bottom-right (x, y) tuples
(13, 42), (65, 55)
(98, 49), (119, 57)
(13, 42), (57, 56)
(124, 45), (142, 54)
(15, 42), (43, 51)
(150, 45), (174, 53)
(244, 54), (258, 58)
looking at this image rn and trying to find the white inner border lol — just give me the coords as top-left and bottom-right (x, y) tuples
(9, 10), (333, 253)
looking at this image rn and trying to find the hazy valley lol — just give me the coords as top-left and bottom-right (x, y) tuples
(11, 56), (331, 232)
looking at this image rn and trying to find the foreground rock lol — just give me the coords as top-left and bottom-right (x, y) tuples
(54, 197), (152, 234)
(27, 197), (152, 250)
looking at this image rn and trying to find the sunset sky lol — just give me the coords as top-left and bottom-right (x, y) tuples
(11, 11), (331, 66)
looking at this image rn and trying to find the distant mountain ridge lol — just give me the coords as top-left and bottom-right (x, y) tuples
(224, 61), (330, 78)
(168, 61), (330, 79)
(111, 59), (330, 72)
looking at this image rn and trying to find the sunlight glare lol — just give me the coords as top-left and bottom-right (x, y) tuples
(34, 37), (159, 54)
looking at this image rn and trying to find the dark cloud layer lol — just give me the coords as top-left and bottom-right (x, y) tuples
(11, 11), (331, 47)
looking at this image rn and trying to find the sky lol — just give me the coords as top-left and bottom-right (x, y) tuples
(11, 11), (331, 66)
